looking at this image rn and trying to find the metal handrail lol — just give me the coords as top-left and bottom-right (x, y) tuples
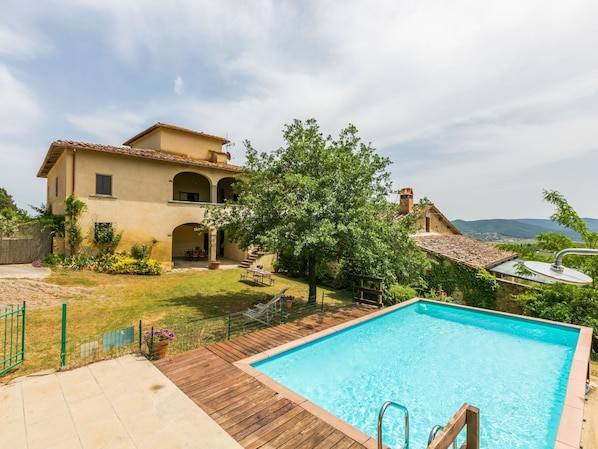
(428, 425), (457, 448)
(428, 425), (443, 445)
(378, 401), (409, 449)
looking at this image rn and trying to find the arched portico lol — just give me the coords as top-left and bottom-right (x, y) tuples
(173, 172), (211, 203)
(171, 223), (209, 265)
(217, 177), (238, 203)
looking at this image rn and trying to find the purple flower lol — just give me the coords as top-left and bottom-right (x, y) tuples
(143, 328), (175, 343)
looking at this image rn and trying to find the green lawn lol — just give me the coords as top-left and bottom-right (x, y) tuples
(3, 268), (352, 382)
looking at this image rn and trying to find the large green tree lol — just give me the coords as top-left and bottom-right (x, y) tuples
(0, 187), (18, 213)
(204, 118), (428, 302)
(537, 189), (598, 285)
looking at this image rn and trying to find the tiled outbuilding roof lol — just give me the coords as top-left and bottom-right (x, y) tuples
(37, 140), (243, 178)
(410, 233), (517, 269)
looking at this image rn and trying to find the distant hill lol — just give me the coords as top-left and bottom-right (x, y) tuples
(452, 218), (598, 242)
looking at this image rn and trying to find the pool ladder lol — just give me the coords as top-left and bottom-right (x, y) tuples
(428, 425), (456, 448)
(377, 401), (409, 449)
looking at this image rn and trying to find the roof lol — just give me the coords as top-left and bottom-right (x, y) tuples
(489, 258), (555, 284)
(410, 233), (517, 269)
(123, 122), (230, 146)
(37, 140), (243, 178)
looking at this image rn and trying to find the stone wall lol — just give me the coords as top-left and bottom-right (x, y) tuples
(495, 278), (533, 314)
(0, 223), (52, 264)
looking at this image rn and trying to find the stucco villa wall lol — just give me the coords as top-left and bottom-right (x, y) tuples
(55, 150), (241, 268)
(223, 239), (246, 261)
(47, 151), (69, 215)
(79, 196), (215, 267)
(130, 129), (224, 161)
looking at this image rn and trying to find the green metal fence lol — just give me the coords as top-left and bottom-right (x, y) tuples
(56, 293), (343, 368)
(1, 301), (26, 375)
(59, 304), (142, 369)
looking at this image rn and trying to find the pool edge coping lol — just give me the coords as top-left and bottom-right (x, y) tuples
(234, 298), (591, 449)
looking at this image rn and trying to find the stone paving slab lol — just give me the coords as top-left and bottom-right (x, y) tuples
(0, 354), (243, 449)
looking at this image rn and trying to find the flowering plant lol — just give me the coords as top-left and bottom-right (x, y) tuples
(281, 295), (295, 302)
(143, 328), (175, 343)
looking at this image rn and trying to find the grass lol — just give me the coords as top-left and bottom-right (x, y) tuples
(2, 268), (353, 382)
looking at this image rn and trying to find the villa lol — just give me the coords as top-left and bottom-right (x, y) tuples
(37, 123), (246, 269)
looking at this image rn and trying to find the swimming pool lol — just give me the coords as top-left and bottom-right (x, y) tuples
(236, 299), (591, 449)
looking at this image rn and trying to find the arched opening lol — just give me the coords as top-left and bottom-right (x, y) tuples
(171, 223), (209, 267)
(217, 177), (238, 203)
(173, 172), (211, 203)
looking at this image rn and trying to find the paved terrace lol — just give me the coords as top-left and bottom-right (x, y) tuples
(155, 305), (379, 449)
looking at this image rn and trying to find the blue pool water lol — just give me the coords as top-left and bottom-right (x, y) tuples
(252, 301), (579, 449)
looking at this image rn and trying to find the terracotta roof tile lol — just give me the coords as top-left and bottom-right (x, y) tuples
(123, 122), (229, 146)
(37, 140), (242, 178)
(410, 233), (517, 269)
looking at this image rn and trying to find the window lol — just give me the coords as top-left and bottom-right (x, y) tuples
(179, 192), (199, 202)
(55, 177), (58, 197)
(96, 174), (112, 196)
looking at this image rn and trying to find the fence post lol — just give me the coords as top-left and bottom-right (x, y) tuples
(148, 326), (154, 360)
(227, 313), (231, 340)
(60, 303), (67, 367)
(21, 301), (26, 362)
(138, 320), (142, 350)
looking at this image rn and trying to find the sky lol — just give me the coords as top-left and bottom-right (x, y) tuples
(1, 0), (597, 221)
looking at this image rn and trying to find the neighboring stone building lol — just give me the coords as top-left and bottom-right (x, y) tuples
(399, 187), (549, 310)
(397, 187), (461, 235)
(37, 123), (246, 269)
(398, 186), (519, 272)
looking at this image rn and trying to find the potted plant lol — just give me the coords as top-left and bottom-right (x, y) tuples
(143, 328), (175, 360)
(209, 259), (221, 269)
(282, 295), (295, 310)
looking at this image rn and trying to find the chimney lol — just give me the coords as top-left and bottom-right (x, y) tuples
(399, 187), (414, 214)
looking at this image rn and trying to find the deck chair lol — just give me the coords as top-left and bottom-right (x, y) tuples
(243, 288), (289, 325)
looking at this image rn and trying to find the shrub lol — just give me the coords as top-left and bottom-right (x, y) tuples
(98, 253), (161, 275)
(131, 243), (150, 260)
(66, 254), (95, 271)
(385, 284), (418, 305)
(42, 253), (64, 267)
(93, 223), (122, 256)
(515, 283), (598, 352)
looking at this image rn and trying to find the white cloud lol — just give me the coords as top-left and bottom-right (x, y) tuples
(0, 66), (40, 134)
(2, 0), (598, 218)
(0, 26), (36, 58)
(65, 111), (148, 144)
(174, 75), (184, 96)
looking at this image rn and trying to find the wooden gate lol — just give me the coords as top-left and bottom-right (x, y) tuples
(354, 275), (383, 307)
(1, 301), (26, 375)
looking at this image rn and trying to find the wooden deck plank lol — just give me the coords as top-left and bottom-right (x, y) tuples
(238, 405), (306, 449)
(156, 305), (378, 448)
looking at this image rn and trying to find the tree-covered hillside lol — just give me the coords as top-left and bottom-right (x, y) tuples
(452, 218), (598, 241)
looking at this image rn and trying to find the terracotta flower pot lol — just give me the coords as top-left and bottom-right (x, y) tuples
(209, 260), (221, 270)
(148, 339), (170, 360)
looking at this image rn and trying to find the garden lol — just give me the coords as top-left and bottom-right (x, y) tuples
(0, 267), (353, 382)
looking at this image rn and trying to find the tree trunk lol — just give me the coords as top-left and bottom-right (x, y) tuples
(307, 254), (317, 304)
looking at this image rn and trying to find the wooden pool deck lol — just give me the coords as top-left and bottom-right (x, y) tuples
(154, 305), (379, 449)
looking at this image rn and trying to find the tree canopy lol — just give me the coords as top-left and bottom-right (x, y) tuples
(204, 118), (428, 302)
(537, 189), (598, 285)
(0, 187), (17, 213)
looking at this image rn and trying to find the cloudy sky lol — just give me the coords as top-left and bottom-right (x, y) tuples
(1, 0), (597, 220)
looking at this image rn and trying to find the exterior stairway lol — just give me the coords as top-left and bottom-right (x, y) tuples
(238, 245), (263, 268)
